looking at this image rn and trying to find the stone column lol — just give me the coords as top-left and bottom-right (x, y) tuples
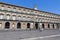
(50, 24), (53, 29)
(21, 22), (27, 30)
(30, 23), (34, 29)
(54, 24), (57, 29)
(39, 23), (42, 29)
(33, 23), (35, 29)
(44, 23), (48, 29)
(1, 21), (5, 30)
(10, 22), (17, 30)
(10, 22), (12, 29)
(2, 21), (5, 30)
(57, 23), (60, 29)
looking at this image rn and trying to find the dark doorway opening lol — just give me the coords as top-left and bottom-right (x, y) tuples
(42, 24), (44, 29)
(48, 24), (50, 28)
(17, 23), (21, 29)
(27, 23), (30, 28)
(35, 23), (38, 29)
(5, 22), (10, 29)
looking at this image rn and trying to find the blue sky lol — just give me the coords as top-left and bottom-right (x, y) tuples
(0, 0), (60, 15)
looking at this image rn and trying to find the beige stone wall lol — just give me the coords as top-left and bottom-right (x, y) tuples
(0, 21), (59, 30)
(39, 23), (42, 29)
(21, 22), (27, 30)
(44, 23), (48, 29)
(0, 3), (60, 30)
(30, 23), (34, 29)
(0, 21), (5, 30)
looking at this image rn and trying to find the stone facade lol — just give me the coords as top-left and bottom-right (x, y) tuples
(0, 2), (60, 30)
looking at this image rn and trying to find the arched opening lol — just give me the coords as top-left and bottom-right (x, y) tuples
(5, 22), (10, 29)
(27, 23), (30, 28)
(48, 24), (50, 28)
(52, 24), (54, 29)
(42, 24), (44, 29)
(35, 23), (38, 29)
(17, 23), (21, 29)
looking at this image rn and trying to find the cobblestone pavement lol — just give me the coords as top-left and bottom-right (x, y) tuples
(0, 29), (60, 40)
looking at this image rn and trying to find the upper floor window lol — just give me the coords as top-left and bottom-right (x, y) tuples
(1, 5), (4, 10)
(27, 17), (31, 21)
(18, 16), (21, 20)
(22, 16), (26, 20)
(0, 14), (3, 19)
(23, 9), (26, 11)
(8, 7), (11, 11)
(1, 7), (4, 10)
(35, 11), (37, 13)
(27, 10), (30, 12)
(19, 8), (21, 10)
(31, 10), (34, 12)
(6, 15), (10, 20)
(13, 8), (16, 12)
(12, 15), (16, 20)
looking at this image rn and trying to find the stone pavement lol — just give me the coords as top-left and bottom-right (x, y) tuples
(0, 29), (60, 40)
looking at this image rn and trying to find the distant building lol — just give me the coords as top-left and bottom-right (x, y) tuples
(0, 2), (60, 30)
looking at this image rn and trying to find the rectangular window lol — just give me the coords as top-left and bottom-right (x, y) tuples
(27, 17), (31, 21)
(13, 8), (16, 12)
(12, 16), (16, 20)
(1, 7), (4, 10)
(6, 15), (10, 20)
(22, 16), (26, 20)
(8, 8), (11, 11)
(0, 15), (3, 19)
(18, 16), (21, 20)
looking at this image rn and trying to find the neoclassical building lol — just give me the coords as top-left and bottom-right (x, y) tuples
(0, 2), (60, 30)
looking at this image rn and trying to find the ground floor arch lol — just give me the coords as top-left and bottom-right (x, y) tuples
(17, 23), (21, 29)
(35, 23), (38, 29)
(27, 23), (30, 28)
(42, 24), (44, 29)
(5, 22), (10, 29)
(48, 24), (50, 28)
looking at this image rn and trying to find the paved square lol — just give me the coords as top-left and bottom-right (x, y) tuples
(0, 29), (60, 40)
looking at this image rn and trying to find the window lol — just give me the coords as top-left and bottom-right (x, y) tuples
(23, 9), (25, 11)
(1, 7), (4, 10)
(6, 15), (10, 20)
(8, 7), (11, 11)
(0, 15), (3, 19)
(1, 5), (5, 10)
(22, 16), (26, 20)
(13, 8), (16, 12)
(19, 8), (21, 10)
(12, 16), (16, 20)
(27, 17), (31, 21)
(27, 10), (30, 12)
(35, 11), (37, 13)
(31, 10), (33, 12)
(18, 16), (21, 20)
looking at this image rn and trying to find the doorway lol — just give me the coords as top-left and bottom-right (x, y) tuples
(5, 22), (10, 29)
